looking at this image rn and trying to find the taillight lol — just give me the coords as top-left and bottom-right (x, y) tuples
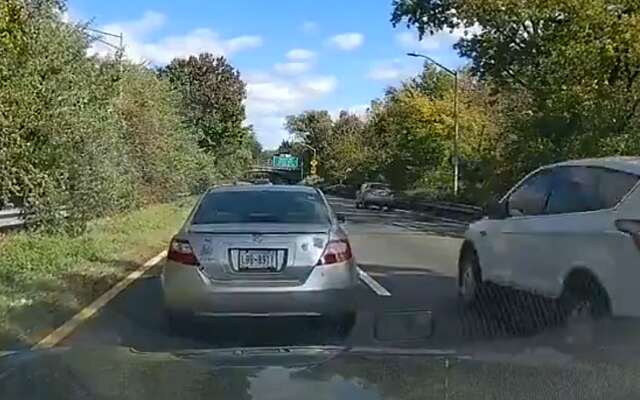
(168, 238), (199, 266)
(317, 239), (353, 266)
(615, 219), (640, 249)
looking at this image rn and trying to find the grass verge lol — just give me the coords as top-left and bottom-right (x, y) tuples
(0, 197), (196, 349)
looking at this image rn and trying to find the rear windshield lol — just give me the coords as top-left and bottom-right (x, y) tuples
(192, 190), (331, 225)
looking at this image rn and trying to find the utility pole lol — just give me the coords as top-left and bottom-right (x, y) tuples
(84, 27), (125, 95)
(407, 52), (460, 197)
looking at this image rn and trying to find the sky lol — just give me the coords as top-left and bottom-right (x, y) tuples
(68, 0), (469, 149)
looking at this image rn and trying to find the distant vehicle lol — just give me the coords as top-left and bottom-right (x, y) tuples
(252, 178), (272, 185)
(162, 184), (357, 331)
(355, 182), (394, 210)
(459, 157), (640, 321)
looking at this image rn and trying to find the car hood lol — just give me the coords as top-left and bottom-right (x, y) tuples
(0, 345), (639, 400)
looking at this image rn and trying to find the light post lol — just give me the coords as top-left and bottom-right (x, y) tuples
(84, 27), (125, 96)
(407, 52), (460, 197)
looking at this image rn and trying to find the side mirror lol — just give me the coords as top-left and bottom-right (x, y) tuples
(336, 213), (347, 223)
(484, 200), (508, 220)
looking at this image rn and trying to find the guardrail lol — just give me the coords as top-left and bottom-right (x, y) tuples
(0, 208), (25, 230)
(392, 197), (482, 222)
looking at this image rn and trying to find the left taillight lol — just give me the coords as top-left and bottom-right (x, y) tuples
(167, 238), (199, 266)
(317, 239), (353, 266)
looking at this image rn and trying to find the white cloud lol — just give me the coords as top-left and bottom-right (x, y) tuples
(245, 73), (338, 148)
(88, 11), (262, 65)
(327, 32), (364, 51)
(300, 21), (319, 34)
(274, 62), (312, 75)
(367, 59), (419, 81)
(395, 25), (482, 52)
(348, 104), (370, 118)
(286, 48), (316, 61)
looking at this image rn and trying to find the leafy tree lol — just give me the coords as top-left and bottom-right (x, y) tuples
(284, 110), (333, 176)
(391, 0), (640, 164)
(323, 111), (370, 185)
(115, 64), (217, 202)
(0, 0), (135, 231)
(159, 53), (248, 155)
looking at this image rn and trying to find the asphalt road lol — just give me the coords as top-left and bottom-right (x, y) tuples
(62, 196), (640, 361)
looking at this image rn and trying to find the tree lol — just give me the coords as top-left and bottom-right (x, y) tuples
(391, 0), (640, 159)
(285, 110), (333, 155)
(159, 53), (247, 155)
(323, 111), (369, 185)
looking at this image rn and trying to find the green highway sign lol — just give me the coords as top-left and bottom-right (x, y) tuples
(272, 154), (299, 169)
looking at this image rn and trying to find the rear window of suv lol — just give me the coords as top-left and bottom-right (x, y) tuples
(192, 190), (331, 225)
(545, 166), (639, 214)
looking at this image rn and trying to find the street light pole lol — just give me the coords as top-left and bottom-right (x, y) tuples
(407, 52), (460, 197)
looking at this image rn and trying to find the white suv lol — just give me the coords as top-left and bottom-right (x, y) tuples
(459, 157), (640, 319)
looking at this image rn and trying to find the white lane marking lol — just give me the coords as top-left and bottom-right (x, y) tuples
(357, 266), (392, 297)
(32, 250), (167, 350)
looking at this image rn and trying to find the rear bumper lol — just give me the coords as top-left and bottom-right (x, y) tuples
(161, 261), (358, 317)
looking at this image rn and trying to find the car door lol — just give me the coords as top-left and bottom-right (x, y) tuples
(495, 168), (554, 292)
(531, 166), (621, 297)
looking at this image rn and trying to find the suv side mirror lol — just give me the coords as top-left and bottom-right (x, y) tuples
(484, 200), (508, 220)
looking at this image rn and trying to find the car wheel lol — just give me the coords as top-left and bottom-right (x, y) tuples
(559, 273), (610, 345)
(355, 202), (362, 209)
(560, 273), (610, 320)
(458, 247), (482, 307)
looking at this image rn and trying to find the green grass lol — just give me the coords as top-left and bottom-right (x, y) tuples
(0, 197), (196, 349)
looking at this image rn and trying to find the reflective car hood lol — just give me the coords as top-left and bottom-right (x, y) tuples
(0, 345), (639, 400)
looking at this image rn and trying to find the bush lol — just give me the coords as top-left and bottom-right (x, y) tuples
(0, 1), (224, 233)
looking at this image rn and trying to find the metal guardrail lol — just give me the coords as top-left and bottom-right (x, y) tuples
(0, 208), (25, 230)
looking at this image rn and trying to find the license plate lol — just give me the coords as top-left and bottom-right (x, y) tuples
(238, 250), (277, 270)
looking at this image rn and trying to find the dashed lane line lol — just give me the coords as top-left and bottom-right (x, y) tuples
(357, 266), (392, 297)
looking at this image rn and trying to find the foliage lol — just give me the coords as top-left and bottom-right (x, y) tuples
(115, 64), (218, 203)
(286, 65), (501, 203)
(0, 1), (135, 232)
(392, 0), (640, 193)
(0, 0), (247, 232)
(158, 53), (249, 156)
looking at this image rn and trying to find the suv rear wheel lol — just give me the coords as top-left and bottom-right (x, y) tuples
(560, 272), (610, 321)
(458, 246), (482, 307)
(560, 272), (610, 344)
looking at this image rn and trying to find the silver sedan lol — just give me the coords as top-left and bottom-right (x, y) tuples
(161, 184), (358, 328)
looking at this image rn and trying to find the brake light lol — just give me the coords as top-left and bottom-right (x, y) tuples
(168, 238), (199, 266)
(615, 219), (640, 249)
(317, 239), (353, 266)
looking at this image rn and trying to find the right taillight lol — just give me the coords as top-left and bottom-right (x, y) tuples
(168, 238), (199, 266)
(615, 219), (640, 249)
(317, 239), (353, 266)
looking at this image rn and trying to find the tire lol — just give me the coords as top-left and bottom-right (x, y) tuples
(559, 274), (610, 345)
(355, 202), (362, 209)
(560, 274), (610, 322)
(458, 246), (483, 307)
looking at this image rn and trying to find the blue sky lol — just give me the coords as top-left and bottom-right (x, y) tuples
(68, 0), (469, 149)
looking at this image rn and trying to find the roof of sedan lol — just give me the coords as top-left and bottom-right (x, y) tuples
(548, 157), (640, 175)
(209, 184), (318, 193)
